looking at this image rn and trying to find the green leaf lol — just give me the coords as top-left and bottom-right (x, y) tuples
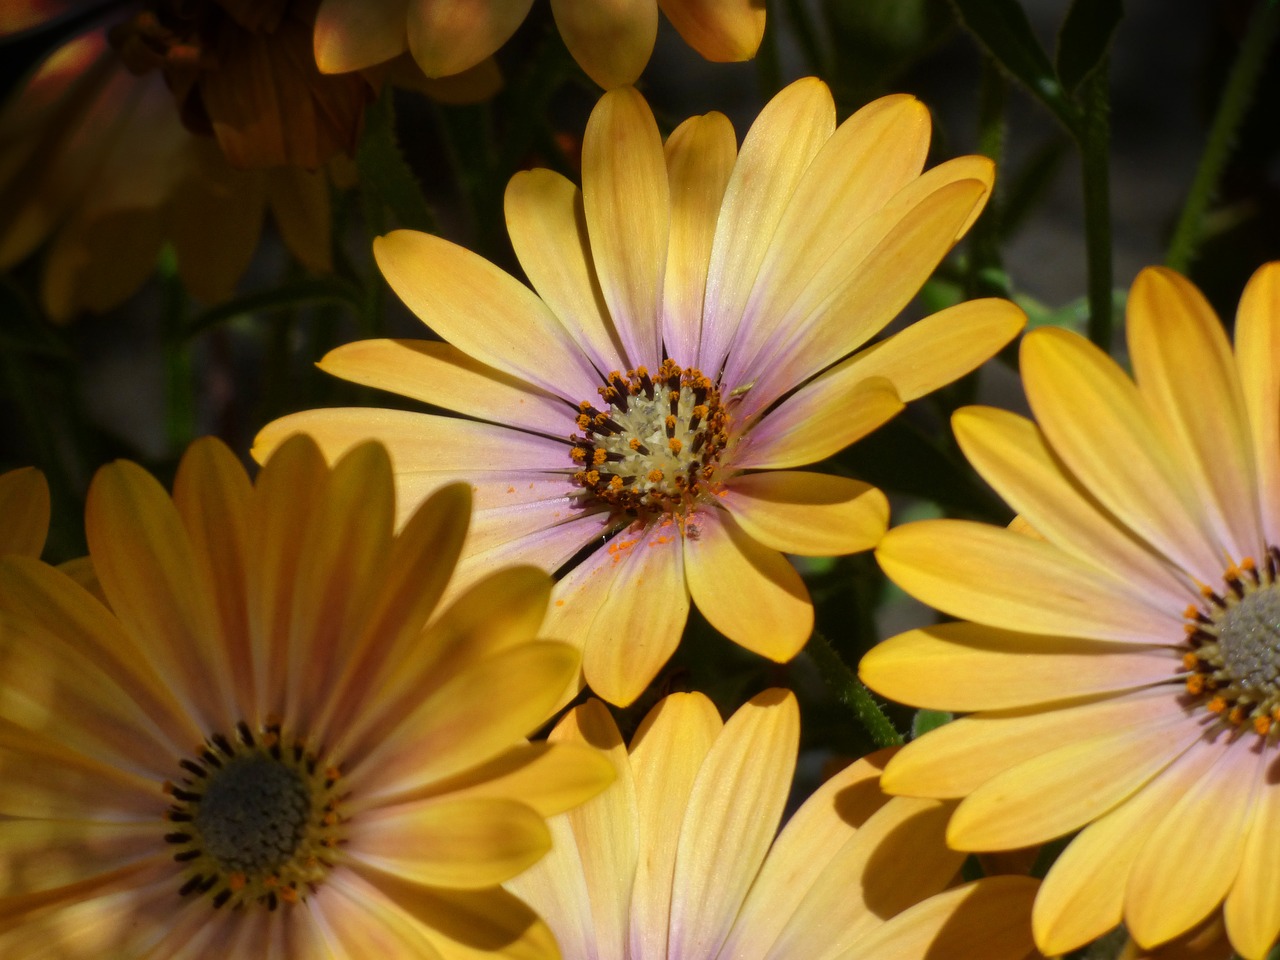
(1055, 0), (1123, 96)
(357, 91), (435, 233)
(948, 0), (1074, 127)
(185, 276), (363, 339)
(911, 709), (954, 738)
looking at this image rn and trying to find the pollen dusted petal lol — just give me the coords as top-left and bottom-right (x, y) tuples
(1235, 261), (1280, 550)
(405, 0), (533, 78)
(952, 405), (1196, 611)
(0, 467), (48, 557)
(1126, 741), (1266, 950)
(313, 0), (409, 74)
(661, 111), (737, 364)
(1032, 736), (1224, 955)
(683, 508), (813, 661)
(861, 622), (1179, 712)
(947, 706), (1204, 851)
(876, 519), (1184, 644)
(456, 508), (613, 598)
(737, 375), (903, 471)
(505, 168), (630, 375)
(699, 77), (835, 374)
(1127, 267), (1263, 564)
(550, 0), (658, 88)
(721, 470), (889, 557)
(1224, 774), (1280, 960)
(667, 691), (799, 960)
(1020, 327), (1225, 583)
(373, 229), (601, 401)
(582, 86), (668, 366)
(627, 693), (723, 960)
(658, 0), (765, 61)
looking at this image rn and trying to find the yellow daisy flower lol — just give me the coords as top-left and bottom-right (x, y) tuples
(0, 435), (613, 958)
(313, 0), (766, 89)
(256, 79), (1024, 705)
(860, 262), (1280, 958)
(0, 467), (49, 558)
(507, 688), (1042, 960)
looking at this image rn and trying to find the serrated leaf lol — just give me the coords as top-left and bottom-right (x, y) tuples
(948, 0), (1074, 126)
(357, 91), (435, 233)
(912, 709), (954, 738)
(1056, 0), (1124, 95)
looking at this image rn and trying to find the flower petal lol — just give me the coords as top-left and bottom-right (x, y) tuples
(314, 0), (409, 73)
(628, 692), (723, 960)
(1224, 771), (1280, 960)
(550, 0), (658, 88)
(1127, 266), (1262, 564)
(721, 470), (888, 556)
(373, 229), (600, 400)
(952, 405), (1195, 610)
(1234, 261), (1280, 550)
(699, 77), (835, 373)
(0, 467), (48, 557)
(1127, 740), (1264, 949)
(661, 111), (737, 364)
(875, 519), (1184, 643)
(668, 689), (799, 960)
(683, 507), (812, 661)
(658, 0), (765, 61)
(860, 621), (1178, 712)
(350, 795), (552, 889)
(406, 0), (533, 78)
(1020, 327), (1224, 583)
(736, 375), (903, 471)
(582, 86), (669, 366)
(1033, 734), (1224, 955)
(505, 168), (627, 375)
(947, 707), (1204, 850)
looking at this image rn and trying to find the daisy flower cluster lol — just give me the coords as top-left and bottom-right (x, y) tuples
(2, 3), (1277, 959)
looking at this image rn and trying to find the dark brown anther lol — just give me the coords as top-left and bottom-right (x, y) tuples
(165, 832), (193, 844)
(236, 722), (254, 747)
(180, 759), (207, 778)
(179, 875), (204, 896)
(213, 889), (232, 909)
(691, 433), (707, 453)
(174, 849), (201, 862)
(639, 370), (655, 399)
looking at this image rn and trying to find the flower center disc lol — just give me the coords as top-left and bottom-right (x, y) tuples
(1183, 552), (1280, 735)
(569, 360), (730, 515)
(164, 723), (345, 909)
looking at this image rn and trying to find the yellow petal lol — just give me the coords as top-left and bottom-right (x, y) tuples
(1127, 266), (1261, 563)
(721, 470), (888, 556)
(661, 111), (737, 363)
(861, 621), (1178, 712)
(582, 86), (668, 366)
(837, 297), (1025, 402)
(351, 795), (551, 889)
(1127, 741), (1263, 949)
(1224, 776), (1280, 960)
(1234, 261), (1280, 550)
(658, 0), (765, 61)
(373, 229), (600, 400)
(406, 0), (533, 77)
(628, 692), (723, 960)
(667, 689), (799, 960)
(550, 0), (658, 88)
(876, 519), (1184, 643)
(504, 168), (628, 374)
(699, 77), (835, 372)
(266, 165), (333, 274)
(1033, 736), (1224, 955)
(841, 876), (1039, 960)
(314, 0), (409, 73)
(948, 707), (1203, 850)
(737, 375), (904, 470)
(953, 405), (1195, 610)
(0, 466), (49, 557)
(0, 818), (158, 898)
(683, 507), (812, 661)
(880, 687), (1179, 800)
(1020, 327), (1224, 582)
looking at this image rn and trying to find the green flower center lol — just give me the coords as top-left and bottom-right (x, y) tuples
(164, 722), (346, 909)
(569, 360), (731, 515)
(1183, 550), (1280, 735)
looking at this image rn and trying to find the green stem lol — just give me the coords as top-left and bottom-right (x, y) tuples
(161, 249), (195, 451)
(1165, 0), (1280, 273)
(968, 56), (1009, 302)
(1077, 62), (1113, 349)
(807, 631), (903, 748)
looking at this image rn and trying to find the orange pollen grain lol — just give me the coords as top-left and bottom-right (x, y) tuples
(228, 872), (247, 892)
(1255, 715), (1272, 735)
(1208, 696), (1228, 714)
(668, 438), (683, 454)
(1186, 675), (1205, 695)
(1182, 652), (1199, 670)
